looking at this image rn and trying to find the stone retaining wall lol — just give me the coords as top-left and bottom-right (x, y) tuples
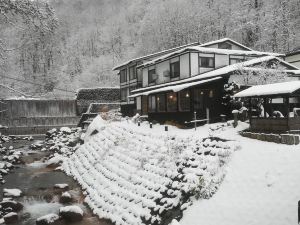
(240, 131), (300, 145)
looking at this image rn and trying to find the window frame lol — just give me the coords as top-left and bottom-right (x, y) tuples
(148, 68), (156, 84)
(120, 87), (128, 101)
(170, 60), (180, 79)
(229, 57), (245, 65)
(129, 65), (137, 80)
(199, 56), (215, 68)
(148, 95), (156, 112)
(120, 69), (127, 83)
(157, 93), (166, 112)
(166, 92), (178, 112)
(178, 90), (191, 112)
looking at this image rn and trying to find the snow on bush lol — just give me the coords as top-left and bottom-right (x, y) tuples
(61, 117), (238, 225)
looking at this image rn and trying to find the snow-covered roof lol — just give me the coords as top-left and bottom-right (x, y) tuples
(132, 56), (286, 94)
(129, 77), (222, 98)
(234, 81), (300, 98)
(112, 42), (200, 71)
(199, 38), (253, 51)
(139, 46), (283, 68)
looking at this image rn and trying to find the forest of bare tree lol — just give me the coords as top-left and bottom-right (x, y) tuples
(0, 0), (299, 98)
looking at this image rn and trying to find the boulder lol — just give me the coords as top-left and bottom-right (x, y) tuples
(60, 192), (72, 204)
(59, 205), (83, 222)
(36, 213), (60, 225)
(3, 212), (18, 224)
(0, 200), (23, 211)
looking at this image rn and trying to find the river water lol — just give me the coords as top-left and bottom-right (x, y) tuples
(1, 137), (113, 225)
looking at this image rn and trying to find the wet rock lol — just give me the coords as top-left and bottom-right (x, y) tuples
(60, 127), (72, 134)
(0, 200), (23, 211)
(59, 205), (83, 222)
(36, 213), (60, 225)
(3, 212), (18, 224)
(59, 192), (72, 204)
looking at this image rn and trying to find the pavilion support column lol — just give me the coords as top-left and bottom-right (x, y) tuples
(285, 96), (290, 118)
(249, 98), (252, 128)
(263, 97), (267, 118)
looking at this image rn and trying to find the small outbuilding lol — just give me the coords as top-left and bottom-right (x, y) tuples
(234, 81), (300, 132)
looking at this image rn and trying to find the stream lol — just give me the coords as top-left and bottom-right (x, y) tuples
(0, 137), (113, 225)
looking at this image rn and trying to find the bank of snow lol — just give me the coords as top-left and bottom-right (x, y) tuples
(61, 116), (239, 225)
(180, 126), (300, 225)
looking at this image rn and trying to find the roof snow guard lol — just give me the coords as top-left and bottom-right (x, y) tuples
(234, 81), (300, 98)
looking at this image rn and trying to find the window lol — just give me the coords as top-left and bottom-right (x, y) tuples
(129, 65), (136, 80)
(200, 57), (214, 68)
(170, 61), (180, 78)
(157, 93), (166, 112)
(167, 92), (177, 112)
(148, 67), (156, 84)
(230, 58), (244, 65)
(218, 42), (232, 49)
(120, 69), (127, 83)
(179, 90), (190, 111)
(194, 89), (204, 110)
(121, 88), (128, 101)
(148, 95), (156, 112)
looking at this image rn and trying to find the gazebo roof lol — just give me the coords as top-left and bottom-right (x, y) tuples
(234, 81), (300, 98)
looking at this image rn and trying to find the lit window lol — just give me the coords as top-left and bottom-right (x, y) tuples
(148, 95), (156, 112)
(167, 92), (177, 112)
(179, 90), (190, 111)
(157, 93), (166, 112)
(200, 57), (214, 68)
(209, 90), (214, 98)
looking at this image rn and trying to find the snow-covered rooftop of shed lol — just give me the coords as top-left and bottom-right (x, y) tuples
(112, 42), (200, 71)
(129, 77), (222, 97)
(140, 47), (284, 68)
(132, 56), (288, 94)
(199, 38), (253, 51)
(234, 81), (300, 98)
(76, 87), (120, 92)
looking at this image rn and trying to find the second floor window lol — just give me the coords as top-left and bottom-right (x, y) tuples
(120, 69), (127, 83)
(230, 58), (244, 65)
(148, 67), (156, 84)
(170, 61), (180, 78)
(200, 57), (215, 68)
(129, 65), (136, 80)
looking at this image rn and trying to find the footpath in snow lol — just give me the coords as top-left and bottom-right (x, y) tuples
(180, 123), (300, 225)
(56, 116), (239, 225)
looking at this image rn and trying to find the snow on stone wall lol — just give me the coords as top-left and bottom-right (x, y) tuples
(61, 117), (238, 225)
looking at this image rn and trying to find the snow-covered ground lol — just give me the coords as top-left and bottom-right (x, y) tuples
(181, 123), (300, 225)
(59, 116), (239, 225)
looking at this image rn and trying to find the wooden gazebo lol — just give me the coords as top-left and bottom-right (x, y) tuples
(234, 81), (300, 132)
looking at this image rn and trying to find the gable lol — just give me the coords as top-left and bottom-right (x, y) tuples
(200, 38), (253, 51)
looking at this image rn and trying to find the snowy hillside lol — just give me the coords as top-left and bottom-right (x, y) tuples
(180, 125), (300, 225)
(60, 116), (239, 225)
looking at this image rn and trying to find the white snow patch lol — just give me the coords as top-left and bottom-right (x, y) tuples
(59, 205), (83, 215)
(3, 188), (22, 197)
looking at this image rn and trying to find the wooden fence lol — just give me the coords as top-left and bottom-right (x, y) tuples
(0, 99), (80, 135)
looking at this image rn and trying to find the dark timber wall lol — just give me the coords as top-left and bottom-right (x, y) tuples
(0, 99), (80, 135)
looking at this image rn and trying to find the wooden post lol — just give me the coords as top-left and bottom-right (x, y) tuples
(249, 97), (252, 128)
(194, 111), (197, 131)
(206, 108), (210, 124)
(263, 98), (267, 118)
(286, 96), (290, 118)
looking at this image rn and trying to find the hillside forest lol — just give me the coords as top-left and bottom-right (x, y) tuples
(0, 0), (299, 98)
